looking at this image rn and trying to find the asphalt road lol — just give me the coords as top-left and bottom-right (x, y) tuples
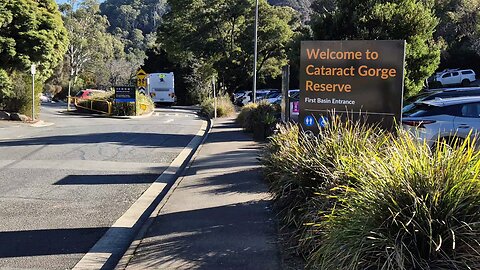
(0, 102), (205, 269)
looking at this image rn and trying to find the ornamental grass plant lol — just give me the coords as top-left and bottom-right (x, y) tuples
(262, 118), (389, 255)
(200, 94), (235, 118)
(263, 119), (480, 269)
(313, 132), (480, 270)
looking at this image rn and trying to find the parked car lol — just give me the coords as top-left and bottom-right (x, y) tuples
(39, 93), (52, 103)
(75, 89), (106, 100)
(236, 89), (277, 106)
(403, 87), (480, 113)
(402, 96), (480, 148)
(264, 91), (282, 103)
(428, 69), (476, 88)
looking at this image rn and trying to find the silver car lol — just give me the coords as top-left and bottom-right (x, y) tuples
(402, 96), (480, 148)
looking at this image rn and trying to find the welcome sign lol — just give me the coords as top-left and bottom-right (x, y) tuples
(299, 40), (406, 132)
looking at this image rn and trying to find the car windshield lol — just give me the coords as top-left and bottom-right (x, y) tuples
(289, 91), (300, 100)
(266, 92), (280, 98)
(403, 103), (438, 117)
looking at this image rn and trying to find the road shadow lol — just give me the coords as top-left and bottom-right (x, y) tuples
(0, 132), (194, 148)
(129, 202), (280, 270)
(181, 167), (266, 195)
(54, 173), (161, 185)
(183, 148), (260, 176)
(0, 227), (109, 258)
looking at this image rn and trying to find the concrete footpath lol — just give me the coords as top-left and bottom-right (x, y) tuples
(119, 118), (281, 270)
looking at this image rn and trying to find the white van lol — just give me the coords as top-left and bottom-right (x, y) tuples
(148, 72), (176, 105)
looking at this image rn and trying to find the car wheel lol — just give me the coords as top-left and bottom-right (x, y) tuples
(430, 81), (442, 88)
(462, 79), (470, 87)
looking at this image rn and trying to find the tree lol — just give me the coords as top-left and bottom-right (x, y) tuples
(156, 0), (298, 99)
(310, 0), (441, 97)
(100, 0), (168, 61)
(60, 0), (126, 95)
(0, 0), (68, 113)
(434, 0), (480, 71)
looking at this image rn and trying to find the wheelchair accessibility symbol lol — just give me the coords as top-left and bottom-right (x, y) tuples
(304, 116), (315, 127)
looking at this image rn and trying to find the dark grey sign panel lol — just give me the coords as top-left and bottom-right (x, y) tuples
(299, 40), (405, 132)
(115, 86), (136, 103)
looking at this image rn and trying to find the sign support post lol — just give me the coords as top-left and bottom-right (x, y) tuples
(281, 65), (290, 122)
(30, 64), (36, 120)
(213, 77), (217, 119)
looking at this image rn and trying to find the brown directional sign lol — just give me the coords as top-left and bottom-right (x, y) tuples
(299, 40), (406, 132)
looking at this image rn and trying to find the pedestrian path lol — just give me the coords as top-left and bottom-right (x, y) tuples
(120, 118), (281, 270)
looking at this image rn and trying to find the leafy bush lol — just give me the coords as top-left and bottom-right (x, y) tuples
(0, 71), (41, 117)
(200, 94), (235, 118)
(236, 100), (280, 132)
(236, 103), (258, 132)
(263, 119), (480, 269)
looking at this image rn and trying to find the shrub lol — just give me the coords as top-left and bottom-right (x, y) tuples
(76, 91), (154, 116)
(313, 132), (480, 270)
(262, 118), (389, 255)
(237, 100), (280, 132)
(1, 71), (42, 118)
(264, 119), (480, 269)
(200, 94), (235, 118)
(237, 103), (258, 132)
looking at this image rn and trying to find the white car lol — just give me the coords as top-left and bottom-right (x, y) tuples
(429, 69), (476, 87)
(402, 96), (480, 148)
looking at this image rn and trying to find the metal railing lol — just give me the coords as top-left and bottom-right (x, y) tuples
(69, 97), (113, 115)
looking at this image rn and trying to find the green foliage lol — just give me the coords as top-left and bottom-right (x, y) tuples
(0, 0), (67, 113)
(263, 120), (480, 269)
(60, 0), (132, 90)
(0, 69), (13, 107)
(75, 90), (154, 116)
(434, 0), (480, 71)
(100, 0), (167, 55)
(310, 0), (441, 97)
(157, 0), (298, 98)
(200, 95), (235, 118)
(315, 133), (480, 269)
(0, 0), (68, 81)
(237, 103), (259, 132)
(236, 100), (280, 132)
(1, 72), (42, 117)
(262, 118), (389, 253)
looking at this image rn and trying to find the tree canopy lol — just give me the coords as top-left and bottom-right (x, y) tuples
(310, 0), (441, 97)
(156, 0), (298, 98)
(0, 0), (68, 81)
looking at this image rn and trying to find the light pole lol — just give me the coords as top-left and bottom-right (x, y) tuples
(253, 0), (259, 103)
(30, 64), (36, 120)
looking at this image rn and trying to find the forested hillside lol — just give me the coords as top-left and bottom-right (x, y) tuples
(268, 0), (314, 20)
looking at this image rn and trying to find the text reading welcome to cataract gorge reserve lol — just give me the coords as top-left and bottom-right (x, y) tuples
(305, 48), (398, 92)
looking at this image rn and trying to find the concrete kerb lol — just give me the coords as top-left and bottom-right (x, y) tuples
(72, 116), (212, 270)
(114, 117), (215, 270)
